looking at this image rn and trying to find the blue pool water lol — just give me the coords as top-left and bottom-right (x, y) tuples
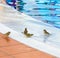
(7, 0), (60, 28)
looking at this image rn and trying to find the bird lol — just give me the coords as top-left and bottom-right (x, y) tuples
(43, 29), (51, 43)
(24, 28), (28, 34)
(4, 32), (11, 42)
(43, 29), (50, 35)
(23, 28), (33, 38)
(4, 32), (11, 36)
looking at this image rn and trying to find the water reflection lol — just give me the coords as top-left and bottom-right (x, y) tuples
(35, 0), (57, 5)
(16, 0), (26, 12)
(20, 0), (60, 28)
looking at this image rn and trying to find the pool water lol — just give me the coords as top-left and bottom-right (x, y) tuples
(18, 0), (60, 28)
(7, 0), (60, 28)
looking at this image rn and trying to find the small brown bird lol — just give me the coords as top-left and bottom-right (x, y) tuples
(43, 29), (51, 42)
(4, 32), (11, 42)
(43, 29), (50, 35)
(26, 33), (33, 38)
(23, 28), (33, 38)
(24, 28), (28, 34)
(4, 32), (11, 36)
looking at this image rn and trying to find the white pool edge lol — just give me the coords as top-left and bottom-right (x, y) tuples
(0, 23), (60, 57)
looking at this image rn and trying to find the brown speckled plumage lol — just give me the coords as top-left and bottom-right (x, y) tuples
(23, 28), (33, 37)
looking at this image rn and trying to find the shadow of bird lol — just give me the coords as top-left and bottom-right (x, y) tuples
(4, 32), (11, 42)
(25, 33), (33, 38)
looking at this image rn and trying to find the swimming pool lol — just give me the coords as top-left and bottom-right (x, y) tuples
(17, 0), (60, 28)
(6, 0), (60, 28)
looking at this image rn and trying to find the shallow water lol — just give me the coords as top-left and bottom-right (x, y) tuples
(6, 0), (60, 28)
(15, 0), (60, 28)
